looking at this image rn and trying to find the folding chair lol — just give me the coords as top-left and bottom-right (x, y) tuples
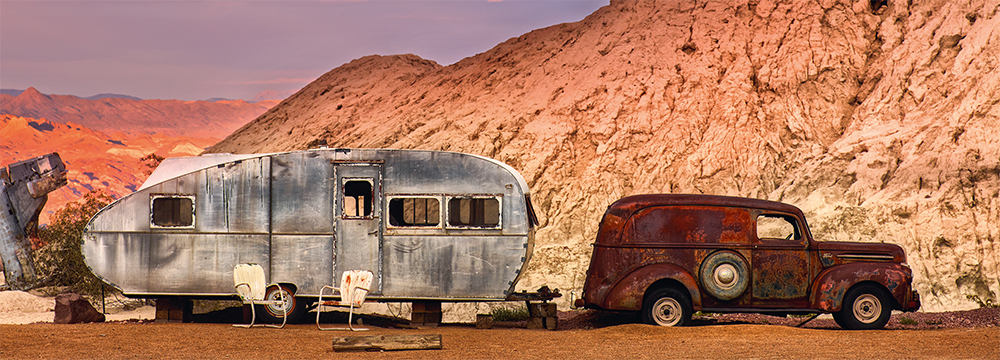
(316, 270), (373, 331)
(233, 263), (287, 328)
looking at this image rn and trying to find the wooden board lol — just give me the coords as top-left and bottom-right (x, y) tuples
(332, 334), (442, 352)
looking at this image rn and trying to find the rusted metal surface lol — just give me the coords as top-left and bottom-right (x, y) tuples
(578, 194), (920, 318)
(83, 149), (537, 301)
(810, 262), (917, 312)
(600, 262), (702, 310)
(505, 286), (562, 302)
(1, 153), (68, 290)
(751, 245), (809, 302)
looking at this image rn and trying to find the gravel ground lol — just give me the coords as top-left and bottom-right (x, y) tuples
(2, 304), (998, 359)
(556, 307), (1000, 330)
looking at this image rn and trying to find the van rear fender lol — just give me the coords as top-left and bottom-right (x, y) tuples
(603, 263), (700, 311)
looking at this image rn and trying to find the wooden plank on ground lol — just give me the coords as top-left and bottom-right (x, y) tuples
(332, 334), (442, 352)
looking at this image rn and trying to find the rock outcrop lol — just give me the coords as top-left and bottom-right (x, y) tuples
(53, 293), (105, 324)
(208, 0), (1000, 312)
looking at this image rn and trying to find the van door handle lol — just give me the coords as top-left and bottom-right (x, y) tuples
(368, 230), (378, 235)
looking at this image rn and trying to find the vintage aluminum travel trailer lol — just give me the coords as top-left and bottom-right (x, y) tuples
(83, 148), (540, 321)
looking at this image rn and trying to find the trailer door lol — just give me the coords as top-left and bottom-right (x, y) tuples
(334, 161), (383, 294)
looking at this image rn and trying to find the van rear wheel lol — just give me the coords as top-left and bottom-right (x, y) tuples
(641, 287), (692, 327)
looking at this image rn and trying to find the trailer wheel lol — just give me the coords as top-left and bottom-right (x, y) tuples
(641, 287), (692, 327)
(260, 284), (305, 324)
(833, 284), (891, 330)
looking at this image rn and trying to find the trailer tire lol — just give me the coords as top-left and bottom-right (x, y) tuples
(833, 284), (891, 330)
(641, 287), (692, 327)
(260, 284), (305, 324)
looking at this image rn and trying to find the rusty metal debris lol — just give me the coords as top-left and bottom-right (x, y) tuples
(1, 153), (67, 290)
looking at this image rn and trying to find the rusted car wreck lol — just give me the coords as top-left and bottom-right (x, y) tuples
(83, 148), (541, 322)
(575, 194), (920, 330)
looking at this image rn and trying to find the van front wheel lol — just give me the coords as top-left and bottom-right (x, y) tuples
(641, 287), (692, 327)
(833, 284), (891, 330)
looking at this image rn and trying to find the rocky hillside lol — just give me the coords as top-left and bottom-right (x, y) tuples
(208, 0), (1000, 312)
(1, 87), (278, 139)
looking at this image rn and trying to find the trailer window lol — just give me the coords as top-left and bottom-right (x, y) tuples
(447, 197), (500, 228)
(388, 197), (440, 227)
(343, 180), (373, 218)
(151, 195), (194, 228)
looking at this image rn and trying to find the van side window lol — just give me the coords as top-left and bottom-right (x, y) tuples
(447, 197), (500, 228)
(343, 180), (373, 218)
(151, 195), (194, 228)
(388, 197), (440, 227)
(756, 214), (798, 240)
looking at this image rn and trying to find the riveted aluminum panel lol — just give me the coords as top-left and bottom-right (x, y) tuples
(82, 231), (150, 293)
(270, 151), (334, 234)
(87, 187), (154, 233)
(198, 157), (270, 233)
(381, 235), (527, 298)
(270, 234), (334, 296)
(145, 233), (269, 294)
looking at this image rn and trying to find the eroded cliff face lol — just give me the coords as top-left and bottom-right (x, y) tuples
(209, 0), (1000, 311)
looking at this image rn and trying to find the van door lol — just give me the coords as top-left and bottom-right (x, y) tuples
(334, 161), (383, 294)
(751, 212), (810, 307)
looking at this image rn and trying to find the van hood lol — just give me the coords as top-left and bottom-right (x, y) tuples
(815, 241), (907, 267)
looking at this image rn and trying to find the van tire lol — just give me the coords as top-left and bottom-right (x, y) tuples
(834, 284), (891, 330)
(641, 287), (692, 327)
(699, 251), (749, 301)
(260, 284), (306, 324)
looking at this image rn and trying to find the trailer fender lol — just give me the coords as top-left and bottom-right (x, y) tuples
(602, 263), (701, 311)
(810, 262), (914, 312)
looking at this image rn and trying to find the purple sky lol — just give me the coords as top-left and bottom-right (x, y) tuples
(1, 0), (606, 101)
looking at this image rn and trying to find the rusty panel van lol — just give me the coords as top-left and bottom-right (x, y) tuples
(575, 194), (920, 330)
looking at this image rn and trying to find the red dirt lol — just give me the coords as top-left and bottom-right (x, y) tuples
(2, 308), (998, 359)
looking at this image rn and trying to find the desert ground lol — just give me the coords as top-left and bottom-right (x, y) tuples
(2, 291), (997, 359)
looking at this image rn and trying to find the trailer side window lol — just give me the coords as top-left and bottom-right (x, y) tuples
(151, 195), (194, 228)
(388, 197), (440, 227)
(343, 180), (373, 218)
(447, 197), (500, 228)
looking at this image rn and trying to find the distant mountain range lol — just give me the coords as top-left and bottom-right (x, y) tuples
(1, 114), (219, 224)
(2, 88), (140, 101)
(0, 87), (283, 224)
(0, 88), (290, 103)
(0, 87), (279, 138)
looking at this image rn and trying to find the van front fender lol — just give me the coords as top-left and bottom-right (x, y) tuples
(810, 262), (914, 312)
(602, 263), (701, 311)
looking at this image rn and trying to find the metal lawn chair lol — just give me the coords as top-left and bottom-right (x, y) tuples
(316, 270), (373, 331)
(233, 263), (287, 328)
